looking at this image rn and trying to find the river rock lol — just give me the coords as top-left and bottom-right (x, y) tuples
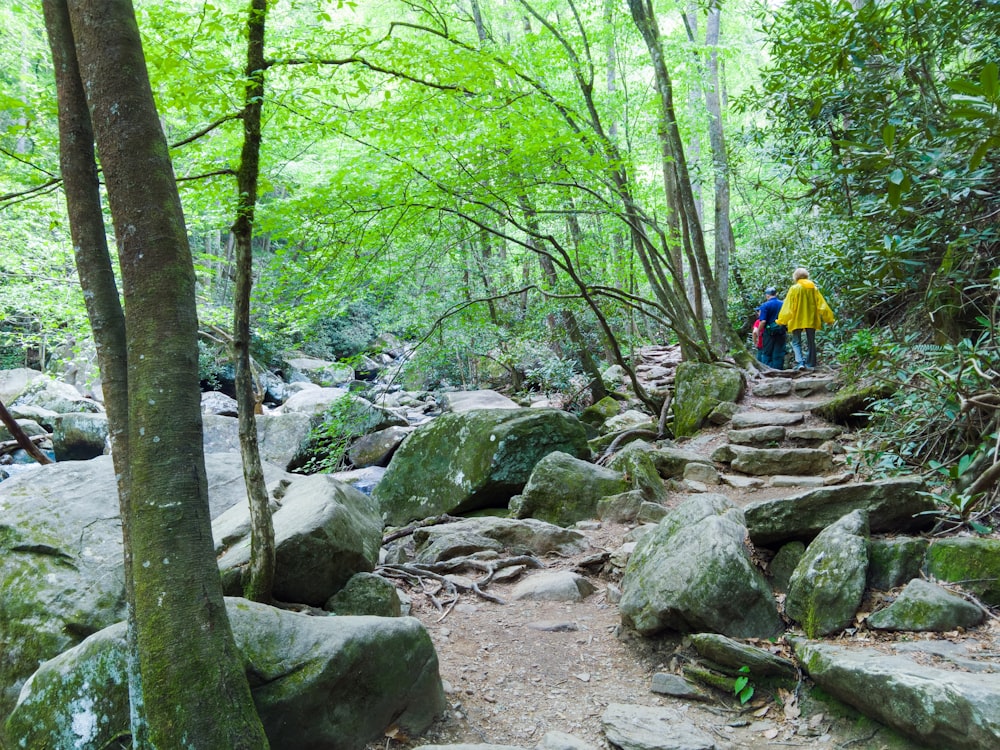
(510, 451), (626, 527)
(348, 425), (410, 468)
(286, 356), (355, 386)
(11, 375), (103, 414)
(439, 389), (519, 412)
(0, 368), (46, 404)
(50, 413), (107, 461)
(202, 412), (314, 471)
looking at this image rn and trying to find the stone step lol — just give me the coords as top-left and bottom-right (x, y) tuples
(713, 444), (835, 476)
(730, 411), (804, 429)
(727, 425), (843, 446)
(753, 375), (837, 398)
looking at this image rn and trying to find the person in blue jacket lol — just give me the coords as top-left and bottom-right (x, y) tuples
(758, 286), (787, 369)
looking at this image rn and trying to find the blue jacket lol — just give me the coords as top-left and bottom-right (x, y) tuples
(759, 296), (783, 326)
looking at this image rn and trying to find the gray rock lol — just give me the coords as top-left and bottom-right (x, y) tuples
(215, 473), (383, 607)
(636, 501), (669, 524)
(0, 368), (46, 404)
(682, 462), (719, 485)
(791, 376), (837, 396)
(6, 405), (58, 431)
(608, 441), (668, 502)
(0, 453), (290, 719)
(785, 510), (870, 637)
(796, 641), (1000, 750)
(752, 379), (793, 397)
(867, 579), (985, 632)
(201, 390), (238, 415)
(602, 703), (717, 750)
(720, 474), (765, 490)
(710, 444), (735, 463)
(769, 541), (806, 593)
(688, 633), (797, 681)
(728, 445), (833, 476)
(411, 517), (590, 564)
(786, 426), (843, 442)
(417, 746), (527, 750)
(707, 401), (738, 425)
(348, 425), (410, 468)
(730, 411), (804, 429)
(510, 451), (626, 526)
(325, 572), (402, 616)
(868, 536), (929, 590)
(280, 385), (351, 414)
(375, 409), (590, 526)
(651, 447), (712, 479)
(51, 412), (108, 461)
(744, 477), (932, 546)
(597, 490), (646, 524)
(603, 409), (655, 435)
(12, 375), (103, 414)
(7, 598), (445, 750)
(649, 673), (709, 701)
(202, 412), (314, 471)
(286, 356), (354, 386)
(510, 571), (595, 602)
(536, 730), (600, 750)
(619, 494), (782, 638)
(673, 362), (745, 438)
(439, 389), (519, 412)
(579, 397), (622, 430)
(726, 425), (786, 445)
(0, 417), (48, 443)
(770, 475), (827, 488)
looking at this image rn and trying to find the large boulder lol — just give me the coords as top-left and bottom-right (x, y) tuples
(510, 451), (627, 526)
(618, 494), (783, 638)
(51, 413), (108, 461)
(4, 598), (446, 750)
(672, 362), (745, 437)
(785, 510), (869, 638)
(215, 473), (383, 607)
(0, 368), (46, 404)
(374, 408), (590, 526)
(795, 641), (1000, 750)
(202, 412), (314, 471)
(0, 453), (296, 718)
(743, 478), (932, 546)
(348, 425), (411, 468)
(286, 356), (355, 386)
(439, 390), (519, 412)
(11, 375), (103, 414)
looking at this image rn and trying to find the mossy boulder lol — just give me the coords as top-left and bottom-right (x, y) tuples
(324, 572), (402, 616)
(375, 408), (590, 526)
(509, 451), (627, 527)
(607, 440), (668, 502)
(4, 598), (445, 750)
(619, 494), (782, 638)
(867, 579), (984, 632)
(579, 396), (621, 429)
(785, 510), (870, 638)
(672, 362), (745, 438)
(868, 536), (929, 590)
(923, 537), (1000, 605)
(811, 382), (895, 426)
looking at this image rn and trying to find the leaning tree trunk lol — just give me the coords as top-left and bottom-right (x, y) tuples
(52, 1), (269, 746)
(231, 0), (275, 604)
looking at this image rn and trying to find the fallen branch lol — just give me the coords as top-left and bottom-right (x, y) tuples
(0, 399), (52, 465)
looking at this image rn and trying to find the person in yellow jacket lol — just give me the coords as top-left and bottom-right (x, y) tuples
(776, 268), (835, 370)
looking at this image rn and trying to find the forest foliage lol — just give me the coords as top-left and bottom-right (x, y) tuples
(1, 0), (999, 521)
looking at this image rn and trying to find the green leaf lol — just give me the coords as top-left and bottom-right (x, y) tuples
(882, 124), (896, 149)
(888, 168), (905, 185)
(981, 62), (998, 100)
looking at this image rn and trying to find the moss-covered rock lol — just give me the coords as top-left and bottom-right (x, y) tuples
(619, 494), (782, 638)
(607, 440), (668, 502)
(325, 572), (402, 616)
(672, 362), (745, 437)
(811, 382), (895, 426)
(868, 536), (929, 590)
(924, 537), (1000, 605)
(785, 510), (869, 638)
(4, 598), (445, 750)
(579, 396), (622, 429)
(867, 579), (984, 632)
(769, 541), (806, 593)
(375, 408), (590, 526)
(509, 451), (626, 527)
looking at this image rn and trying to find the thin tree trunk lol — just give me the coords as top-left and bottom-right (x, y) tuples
(54, 1), (269, 745)
(231, 0), (275, 604)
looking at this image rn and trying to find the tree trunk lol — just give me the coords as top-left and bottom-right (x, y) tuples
(41, 0), (140, 737)
(704, 0), (735, 351)
(626, 0), (747, 363)
(231, 0), (275, 604)
(53, 1), (269, 746)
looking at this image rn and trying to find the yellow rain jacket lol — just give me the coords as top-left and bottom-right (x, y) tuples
(776, 279), (835, 332)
